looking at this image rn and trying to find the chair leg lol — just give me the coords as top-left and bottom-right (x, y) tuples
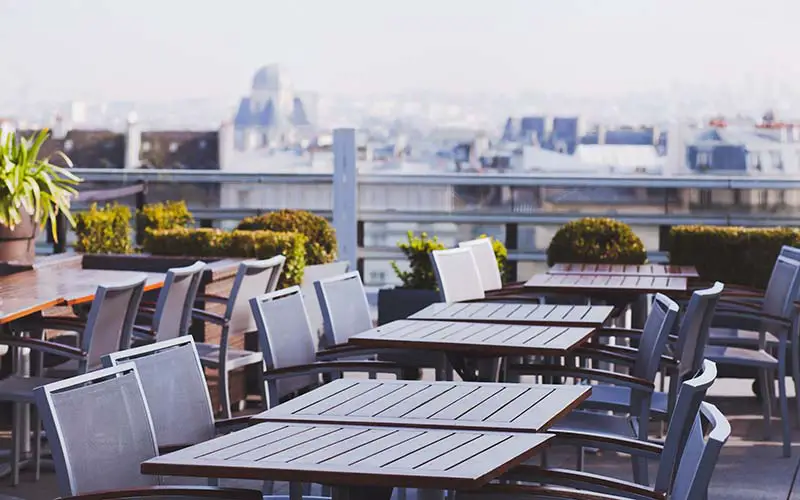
(792, 339), (800, 429)
(778, 360), (791, 457)
(632, 455), (649, 486)
(10, 403), (19, 486)
(220, 369), (232, 419)
(261, 480), (274, 494)
(32, 405), (41, 481)
(759, 369), (773, 439)
(575, 446), (585, 471)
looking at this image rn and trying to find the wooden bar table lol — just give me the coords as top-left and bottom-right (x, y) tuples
(252, 379), (590, 433)
(548, 263), (699, 279)
(524, 273), (687, 295)
(409, 302), (614, 328)
(142, 421), (552, 500)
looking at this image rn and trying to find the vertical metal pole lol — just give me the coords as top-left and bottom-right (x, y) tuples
(333, 128), (358, 271)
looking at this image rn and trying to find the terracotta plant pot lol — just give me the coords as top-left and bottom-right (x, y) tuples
(0, 216), (37, 266)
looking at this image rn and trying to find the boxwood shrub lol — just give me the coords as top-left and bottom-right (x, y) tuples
(74, 203), (133, 254)
(236, 209), (336, 266)
(547, 217), (647, 267)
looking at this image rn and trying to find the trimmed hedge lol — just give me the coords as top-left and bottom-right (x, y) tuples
(143, 228), (307, 288)
(547, 217), (647, 267)
(236, 209), (336, 266)
(669, 225), (800, 289)
(74, 203), (133, 254)
(138, 200), (194, 232)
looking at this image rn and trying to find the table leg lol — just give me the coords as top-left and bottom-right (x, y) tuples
(332, 485), (393, 500)
(446, 354), (501, 382)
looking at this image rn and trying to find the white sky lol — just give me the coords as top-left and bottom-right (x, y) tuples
(0, 0), (797, 101)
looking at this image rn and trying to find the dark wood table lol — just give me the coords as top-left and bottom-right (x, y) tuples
(548, 263), (699, 278)
(252, 379), (590, 433)
(142, 421), (552, 500)
(409, 302), (614, 327)
(524, 273), (687, 294)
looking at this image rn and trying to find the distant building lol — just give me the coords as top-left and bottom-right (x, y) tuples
(233, 65), (318, 149)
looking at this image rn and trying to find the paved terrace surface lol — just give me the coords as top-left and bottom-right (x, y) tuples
(0, 375), (798, 499)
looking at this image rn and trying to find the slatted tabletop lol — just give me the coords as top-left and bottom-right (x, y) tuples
(0, 268), (165, 323)
(142, 421), (551, 493)
(409, 302), (613, 327)
(253, 379), (590, 432)
(524, 273), (687, 294)
(350, 319), (597, 356)
(548, 263), (699, 278)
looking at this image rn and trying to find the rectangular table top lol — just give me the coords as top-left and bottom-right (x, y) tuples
(409, 302), (614, 328)
(0, 268), (165, 323)
(524, 273), (687, 294)
(252, 379), (591, 433)
(548, 263), (699, 278)
(350, 319), (597, 356)
(142, 421), (551, 490)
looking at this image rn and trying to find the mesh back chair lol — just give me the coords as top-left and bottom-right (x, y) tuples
(192, 256), (285, 418)
(431, 248), (486, 302)
(134, 261), (206, 344)
(458, 238), (503, 292)
(705, 255), (800, 457)
(471, 360), (726, 500)
(300, 261), (349, 350)
(33, 363), (263, 500)
(0, 276), (147, 485)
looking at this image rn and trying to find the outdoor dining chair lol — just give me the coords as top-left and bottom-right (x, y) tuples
(190, 256), (285, 418)
(461, 360), (726, 500)
(300, 261), (349, 349)
(458, 236), (541, 301)
(509, 293), (680, 485)
(132, 260), (207, 345)
(0, 276), (147, 485)
(33, 363), (264, 500)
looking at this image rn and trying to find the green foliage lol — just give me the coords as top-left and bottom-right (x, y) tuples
(138, 200), (194, 232)
(669, 225), (800, 289)
(547, 217), (647, 267)
(236, 209), (336, 266)
(390, 231), (446, 290)
(0, 129), (81, 240)
(143, 227), (306, 288)
(74, 203), (133, 254)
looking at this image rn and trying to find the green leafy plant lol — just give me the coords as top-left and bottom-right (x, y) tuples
(143, 227), (306, 288)
(547, 217), (647, 267)
(669, 225), (800, 289)
(236, 209), (336, 266)
(138, 200), (194, 232)
(74, 203), (133, 254)
(0, 129), (81, 239)
(390, 231), (446, 290)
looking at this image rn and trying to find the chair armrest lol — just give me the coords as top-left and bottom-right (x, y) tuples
(196, 293), (229, 304)
(19, 316), (86, 332)
(592, 327), (643, 339)
(316, 344), (380, 361)
(501, 465), (663, 500)
(132, 325), (156, 338)
(57, 486), (264, 500)
(460, 483), (636, 500)
(264, 360), (410, 380)
(574, 345), (678, 369)
(713, 308), (790, 327)
(717, 298), (762, 311)
(508, 364), (654, 392)
(214, 415), (253, 431)
(549, 429), (663, 459)
(0, 335), (86, 360)
(191, 308), (227, 325)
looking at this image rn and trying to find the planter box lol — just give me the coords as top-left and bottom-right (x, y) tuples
(377, 288), (440, 326)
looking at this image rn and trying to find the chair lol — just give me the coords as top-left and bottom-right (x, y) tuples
(33, 363), (263, 500)
(300, 261), (349, 349)
(101, 336), (250, 451)
(133, 261), (207, 345)
(509, 293), (680, 485)
(314, 271), (451, 380)
(458, 236), (538, 300)
(462, 360), (727, 500)
(0, 276), (147, 485)
(705, 255), (800, 457)
(191, 256), (285, 418)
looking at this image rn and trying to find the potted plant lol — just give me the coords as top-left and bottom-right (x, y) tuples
(0, 129), (80, 266)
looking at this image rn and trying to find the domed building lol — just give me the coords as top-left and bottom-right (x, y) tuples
(233, 64), (317, 149)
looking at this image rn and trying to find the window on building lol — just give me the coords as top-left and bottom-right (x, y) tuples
(369, 271), (387, 284)
(771, 151), (783, 170)
(699, 189), (712, 207)
(733, 189), (742, 206)
(759, 189), (769, 208)
(778, 189), (787, 206)
(64, 139), (73, 152)
(696, 151), (711, 169)
(142, 141), (151, 152)
(199, 140), (207, 149)
(169, 142), (179, 153)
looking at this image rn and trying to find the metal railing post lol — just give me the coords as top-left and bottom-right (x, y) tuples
(333, 128), (358, 271)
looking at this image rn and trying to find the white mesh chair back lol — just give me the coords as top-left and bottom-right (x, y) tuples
(761, 256), (800, 323)
(225, 256), (286, 337)
(101, 337), (215, 448)
(151, 261), (206, 341)
(458, 237), (503, 291)
(315, 271), (372, 348)
(675, 282), (723, 378)
(302, 261), (350, 348)
(82, 276), (147, 371)
(633, 293), (680, 382)
(34, 363), (159, 496)
(431, 247), (486, 302)
(653, 359), (718, 494)
(250, 287), (318, 401)
(670, 401), (730, 500)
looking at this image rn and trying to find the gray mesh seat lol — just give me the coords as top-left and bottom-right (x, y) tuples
(0, 276), (147, 485)
(33, 363), (263, 500)
(190, 257), (285, 418)
(133, 261), (207, 345)
(467, 360), (727, 500)
(300, 261), (349, 349)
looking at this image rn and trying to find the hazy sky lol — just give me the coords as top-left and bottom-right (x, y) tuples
(0, 0), (797, 101)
